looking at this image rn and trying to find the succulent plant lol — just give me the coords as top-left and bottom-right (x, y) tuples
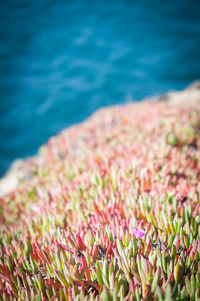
(0, 100), (200, 300)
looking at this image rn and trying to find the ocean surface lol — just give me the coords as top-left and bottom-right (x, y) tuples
(0, 0), (200, 176)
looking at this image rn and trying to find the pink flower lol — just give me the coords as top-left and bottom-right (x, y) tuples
(132, 229), (145, 239)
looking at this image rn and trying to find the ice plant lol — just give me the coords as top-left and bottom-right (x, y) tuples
(132, 229), (145, 239)
(0, 90), (200, 300)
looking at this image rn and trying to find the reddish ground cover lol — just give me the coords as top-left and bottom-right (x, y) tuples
(0, 98), (200, 300)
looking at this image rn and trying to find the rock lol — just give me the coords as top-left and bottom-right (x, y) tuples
(0, 160), (25, 197)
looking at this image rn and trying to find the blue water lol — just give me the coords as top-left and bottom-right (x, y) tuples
(0, 0), (200, 176)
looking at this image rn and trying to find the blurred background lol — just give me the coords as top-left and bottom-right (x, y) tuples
(0, 0), (200, 176)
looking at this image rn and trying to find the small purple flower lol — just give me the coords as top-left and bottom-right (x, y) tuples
(132, 229), (145, 239)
